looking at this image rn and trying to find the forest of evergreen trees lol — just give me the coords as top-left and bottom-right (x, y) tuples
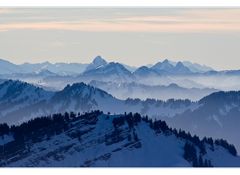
(0, 110), (237, 167)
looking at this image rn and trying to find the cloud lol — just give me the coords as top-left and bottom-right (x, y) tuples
(1, 20), (240, 33)
(1, 9), (240, 33)
(0, 8), (14, 14)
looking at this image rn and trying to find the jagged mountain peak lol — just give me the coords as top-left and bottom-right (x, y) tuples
(162, 59), (170, 63)
(0, 79), (37, 90)
(82, 61), (133, 81)
(176, 61), (185, 67)
(92, 55), (107, 65)
(133, 66), (159, 77)
(174, 61), (192, 73)
(85, 56), (108, 72)
(0, 80), (53, 112)
(54, 82), (113, 100)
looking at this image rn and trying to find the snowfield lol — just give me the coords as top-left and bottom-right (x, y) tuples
(1, 112), (240, 167)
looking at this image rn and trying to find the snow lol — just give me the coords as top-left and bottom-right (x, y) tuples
(0, 135), (14, 146)
(212, 115), (223, 128)
(206, 145), (240, 167)
(0, 81), (199, 124)
(3, 114), (240, 167)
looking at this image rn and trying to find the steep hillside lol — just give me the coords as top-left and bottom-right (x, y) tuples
(0, 111), (238, 167)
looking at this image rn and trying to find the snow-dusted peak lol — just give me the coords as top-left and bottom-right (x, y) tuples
(162, 59), (170, 63)
(82, 61), (133, 82)
(92, 56), (107, 65)
(174, 62), (192, 74)
(54, 82), (113, 100)
(0, 80), (53, 107)
(133, 66), (159, 77)
(85, 56), (108, 72)
(35, 69), (57, 76)
(151, 59), (174, 71)
(182, 61), (214, 73)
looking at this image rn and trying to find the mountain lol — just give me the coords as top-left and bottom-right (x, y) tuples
(81, 62), (134, 82)
(85, 56), (136, 73)
(0, 80), (53, 104)
(46, 82), (195, 119)
(49, 82), (115, 113)
(0, 58), (88, 76)
(151, 59), (175, 74)
(121, 64), (137, 72)
(0, 111), (239, 167)
(20, 61), (88, 75)
(165, 91), (240, 152)
(34, 69), (58, 77)
(1, 80), (240, 154)
(151, 59), (214, 74)
(0, 80), (195, 124)
(174, 62), (192, 74)
(89, 80), (218, 101)
(85, 56), (108, 72)
(0, 80), (54, 124)
(0, 59), (22, 74)
(151, 59), (192, 75)
(133, 66), (159, 77)
(182, 61), (213, 73)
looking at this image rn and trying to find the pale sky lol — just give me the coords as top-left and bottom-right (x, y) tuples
(0, 8), (240, 70)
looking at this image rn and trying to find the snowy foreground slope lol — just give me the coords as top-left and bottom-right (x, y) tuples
(0, 111), (239, 167)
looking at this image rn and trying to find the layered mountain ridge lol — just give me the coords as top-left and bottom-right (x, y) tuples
(0, 80), (240, 153)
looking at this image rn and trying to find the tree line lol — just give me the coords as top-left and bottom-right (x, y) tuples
(0, 110), (237, 167)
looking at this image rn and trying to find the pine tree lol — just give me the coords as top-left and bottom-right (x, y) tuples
(183, 142), (198, 166)
(133, 131), (139, 141)
(128, 134), (132, 141)
(208, 160), (213, 167)
(204, 159), (208, 167)
(198, 155), (203, 167)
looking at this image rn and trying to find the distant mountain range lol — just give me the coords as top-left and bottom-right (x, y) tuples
(89, 80), (218, 101)
(1, 56), (240, 167)
(0, 80), (194, 125)
(0, 56), (215, 76)
(0, 59), (88, 75)
(81, 61), (134, 82)
(2, 56), (240, 95)
(0, 56), (240, 83)
(1, 80), (240, 153)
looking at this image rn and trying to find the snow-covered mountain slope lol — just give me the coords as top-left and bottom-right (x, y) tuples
(181, 61), (213, 73)
(151, 59), (193, 75)
(89, 80), (218, 101)
(165, 91), (240, 152)
(0, 59), (88, 76)
(133, 66), (160, 77)
(0, 81), (196, 124)
(0, 80), (54, 124)
(0, 59), (23, 74)
(0, 111), (239, 167)
(46, 83), (196, 120)
(19, 61), (88, 75)
(81, 62), (134, 82)
(168, 60), (213, 73)
(2, 80), (240, 154)
(85, 56), (108, 72)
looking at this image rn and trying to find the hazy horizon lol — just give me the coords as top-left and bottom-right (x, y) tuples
(1, 8), (240, 70)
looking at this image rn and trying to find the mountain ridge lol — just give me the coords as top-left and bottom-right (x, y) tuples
(0, 56), (216, 76)
(0, 111), (238, 167)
